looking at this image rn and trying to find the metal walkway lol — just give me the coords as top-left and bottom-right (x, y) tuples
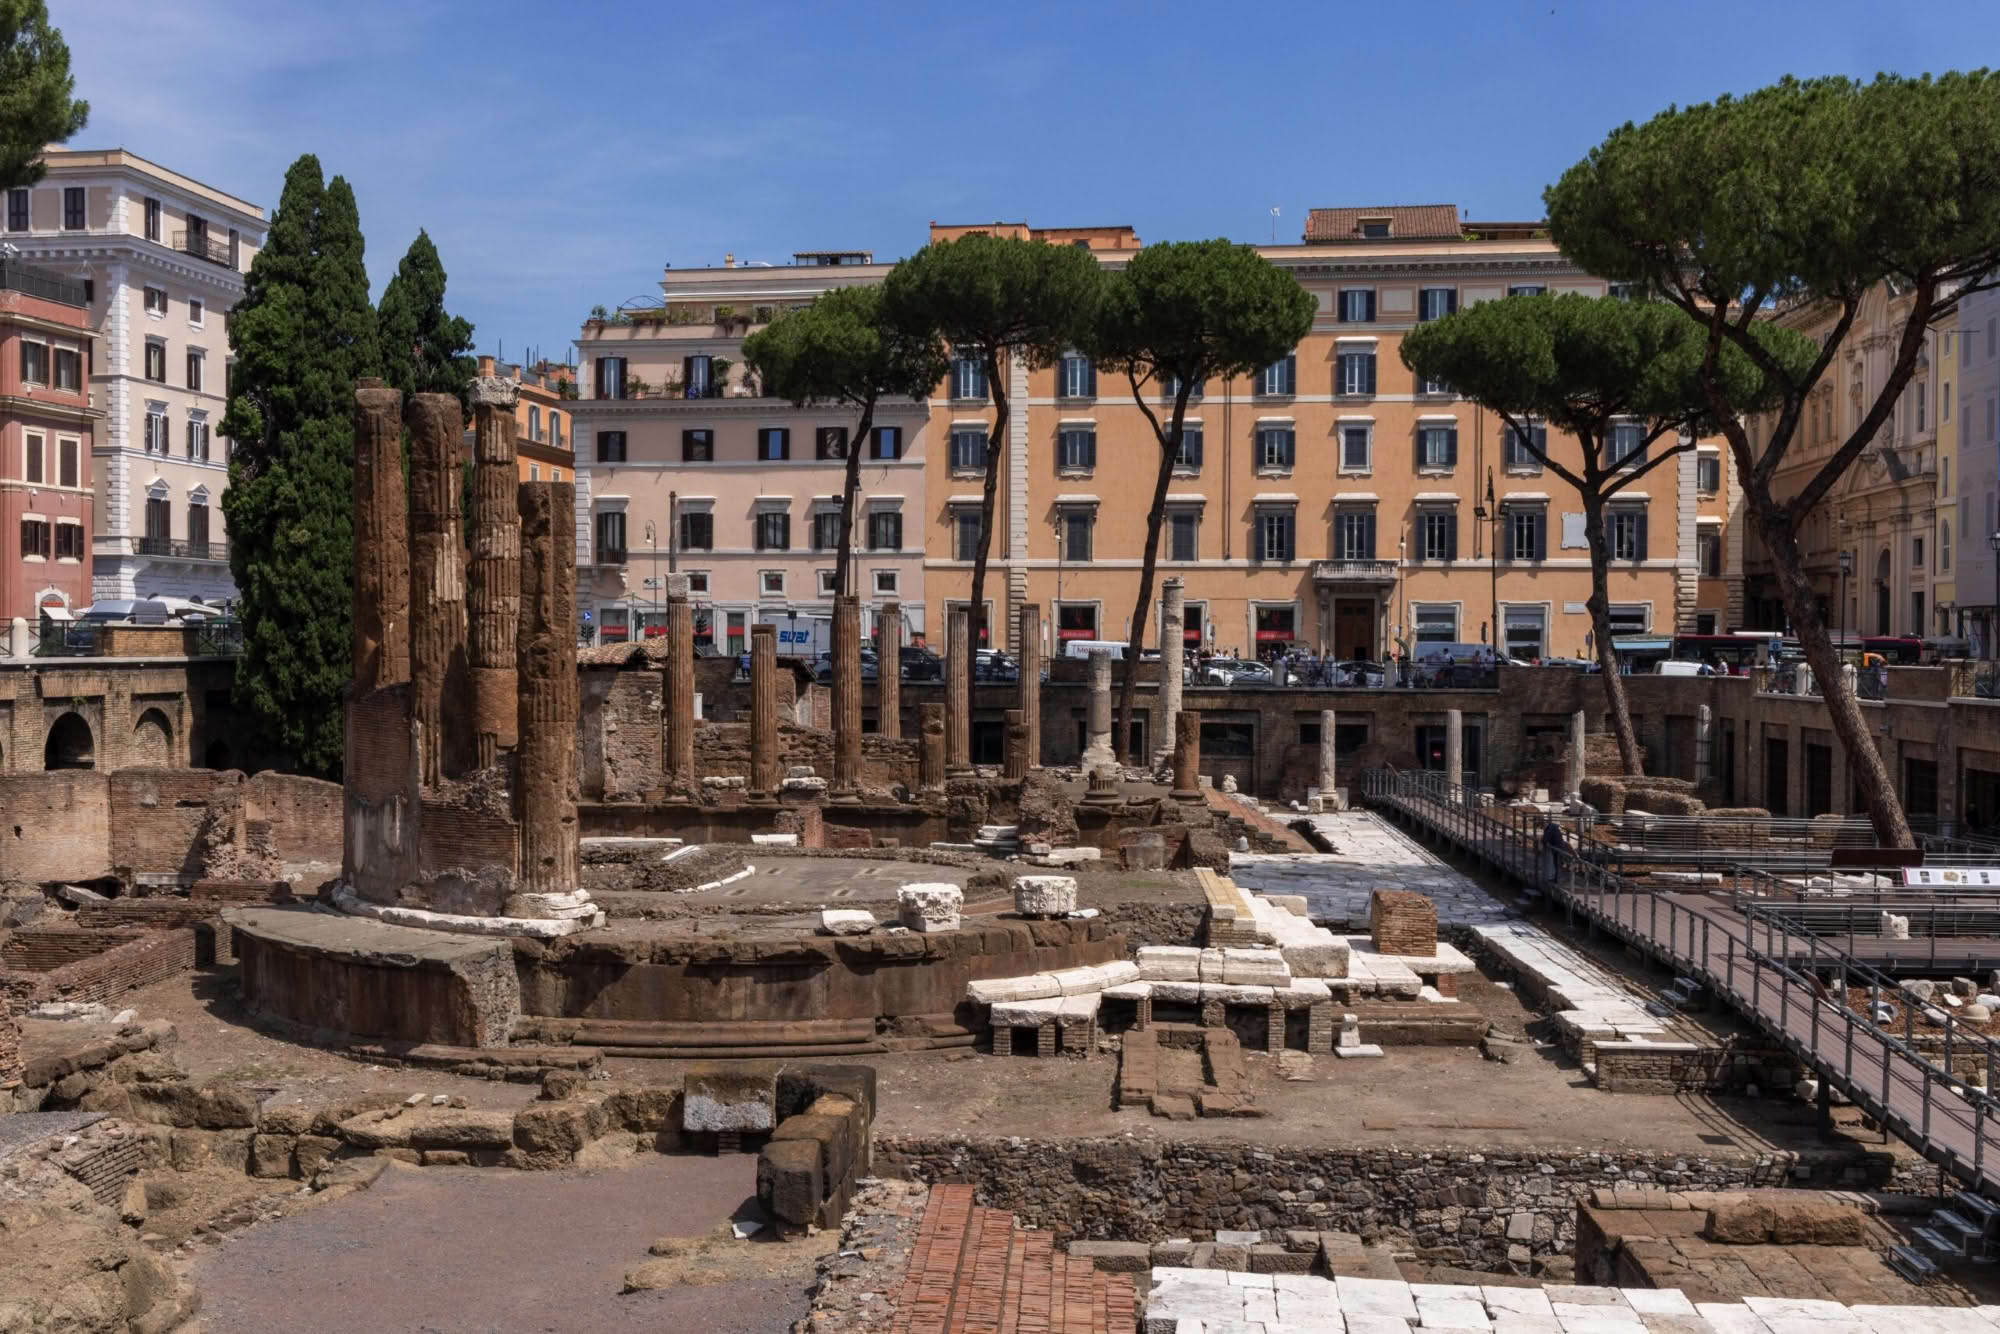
(1362, 769), (2000, 1199)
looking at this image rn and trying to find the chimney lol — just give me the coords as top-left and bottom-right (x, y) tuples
(724, 252), (734, 268)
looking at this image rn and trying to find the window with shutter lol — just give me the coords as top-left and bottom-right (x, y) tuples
(597, 431), (627, 463)
(1168, 511), (1198, 561)
(1058, 427), (1096, 471)
(679, 512), (714, 550)
(1256, 427), (1294, 471)
(1258, 355), (1296, 396)
(1334, 509), (1376, 561)
(1173, 424), (1203, 471)
(812, 510), (841, 550)
(949, 429), (987, 472)
(815, 426), (848, 460)
(681, 429), (713, 461)
(1418, 426), (1457, 469)
(870, 426), (902, 459)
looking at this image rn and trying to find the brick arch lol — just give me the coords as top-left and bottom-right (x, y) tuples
(132, 707), (173, 767)
(44, 711), (94, 770)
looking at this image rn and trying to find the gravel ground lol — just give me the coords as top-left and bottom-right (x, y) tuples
(188, 1154), (817, 1333)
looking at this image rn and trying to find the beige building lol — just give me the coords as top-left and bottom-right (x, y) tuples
(922, 210), (1701, 683)
(571, 251), (931, 651)
(1, 149), (264, 607)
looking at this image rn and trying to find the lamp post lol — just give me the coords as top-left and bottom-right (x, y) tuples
(1989, 530), (2000, 663)
(1837, 548), (1852, 661)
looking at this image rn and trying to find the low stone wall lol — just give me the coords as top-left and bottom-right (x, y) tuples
(0, 928), (198, 1006)
(758, 1065), (877, 1235)
(874, 1136), (1902, 1268)
(1595, 1040), (1803, 1095)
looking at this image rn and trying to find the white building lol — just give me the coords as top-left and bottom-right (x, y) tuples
(2, 149), (264, 605)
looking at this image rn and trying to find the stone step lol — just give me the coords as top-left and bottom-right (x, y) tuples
(1889, 1243), (1941, 1283)
(1931, 1208), (1983, 1243)
(1956, 1190), (2000, 1226)
(1914, 1224), (1965, 1258)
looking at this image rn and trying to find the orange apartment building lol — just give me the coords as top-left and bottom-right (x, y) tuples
(924, 209), (1709, 666)
(0, 259), (99, 626)
(475, 355), (574, 483)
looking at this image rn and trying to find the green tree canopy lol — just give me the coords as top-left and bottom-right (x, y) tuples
(0, 0), (86, 192)
(222, 156), (379, 777)
(377, 229), (476, 402)
(1087, 239), (1317, 761)
(1545, 72), (2000, 844)
(882, 233), (1102, 672)
(1402, 292), (1813, 773)
(744, 285), (949, 612)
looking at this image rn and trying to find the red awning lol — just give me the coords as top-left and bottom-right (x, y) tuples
(1182, 628), (1200, 642)
(1057, 627), (1097, 640)
(1255, 629), (1294, 642)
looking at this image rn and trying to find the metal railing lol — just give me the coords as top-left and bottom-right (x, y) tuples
(133, 536), (228, 561)
(1361, 767), (2000, 1194)
(0, 258), (88, 307)
(173, 229), (232, 267)
(1311, 559), (1398, 584)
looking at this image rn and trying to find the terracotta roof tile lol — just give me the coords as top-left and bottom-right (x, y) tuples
(1304, 204), (1462, 244)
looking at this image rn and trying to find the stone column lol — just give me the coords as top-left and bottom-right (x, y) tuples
(750, 623), (779, 801)
(1566, 708), (1587, 801)
(1694, 703), (1714, 790)
(1154, 578), (1185, 769)
(875, 601), (902, 741)
(514, 482), (580, 898)
(1017, 603), (1042, 770)
(1173, 709), (1202, 800)
(467, 375), (521, 770)
(1445, 708), (1464, 798)
(1082, 649), (1115, 773)
(406, 392), (469, 785)
(665, 579), (695, 791)
(351, 382), (409, 693)
(946, 608), (972, 775)
(832, 595), (863, 802)
(1319, 709), (1338, 796)
(1003, 708), (1029, 780)
(919, 702), (945, 792)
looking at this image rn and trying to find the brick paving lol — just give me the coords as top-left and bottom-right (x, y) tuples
(1231, 809), (1517, 929)
(889, 1183), (1135, 1334)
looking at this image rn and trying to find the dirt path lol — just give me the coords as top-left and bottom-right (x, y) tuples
(188, 1155), (816, 1333)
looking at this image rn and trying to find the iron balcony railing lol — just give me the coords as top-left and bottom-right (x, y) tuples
(0, 259), (88, 308)
(134, 536), (228, 562)
(174, 229), (232, 267)
(1311, 559), (1398, 584)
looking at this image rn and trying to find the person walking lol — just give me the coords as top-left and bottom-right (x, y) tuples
(1540, 817), (1568, 891)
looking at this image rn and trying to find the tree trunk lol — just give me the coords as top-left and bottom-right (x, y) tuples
(1744, 485), (1913, 846)
(964, 351), (1008, 707)
(1114, 436), (1179, 765)
(831, 399), (876, 668)
(1580, 498), (1644, 776)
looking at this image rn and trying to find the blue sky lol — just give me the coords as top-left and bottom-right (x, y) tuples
(57, 0), (2000, 368)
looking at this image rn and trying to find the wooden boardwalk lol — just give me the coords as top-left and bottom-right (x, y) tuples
(1365, 774), (2000, 1200)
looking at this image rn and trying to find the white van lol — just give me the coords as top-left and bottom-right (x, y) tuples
(1654, 660), (1714, 677)
(1061, 639), (1128, 661)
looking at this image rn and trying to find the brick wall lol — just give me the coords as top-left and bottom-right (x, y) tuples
(1, 927), (144, 971)
(580, 669), (665, 800)
(346, 685), (416, 804)
(689, 722), (918, 789)
(244, 772), (343, 864)
(0, 989), (19, 1083)
(1594, 1041), (1803, 1095)
(418, 800), (519, 878)
(1370, 889), (1437, 957)
(106, 767), (242, 881)
(1, 928), (197, 1005)
(0, 771), (111, 883)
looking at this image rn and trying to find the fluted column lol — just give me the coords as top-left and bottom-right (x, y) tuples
(1445, 708), (1465, 800)
(1017, 603), (1041, 770)
(1082, 650), (1115, 773)
(1566, 708), (1587, 801)
(1173, 709), (1202, 800)
(407, 393), (468, 784)
(1319, 709), (1338, 796)
(946, 608), (972, 775)
(1004, 708), (1028, 780)
(665, 580), (695, 790)
(875, 601), (902, 741)
(833, 595), (862, 801)
(467, 375), (521, 770)
(920, 702), (945, 793)
(750, 623), (779, 800)
(1154, 578), (1185, 768)
(514, 482), (579, 895)
(351, 382), (408, 692)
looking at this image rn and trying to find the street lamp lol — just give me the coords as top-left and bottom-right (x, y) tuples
(1837, 548), (1852, 659)
(1988, 530), (2000, 663)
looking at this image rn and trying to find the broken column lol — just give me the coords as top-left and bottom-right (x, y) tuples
(875, 601), (901, 741)
(832, 595), (862, 802)
(406, 392), (469, 785)
(1173, 708), (1202, 800)
(351, 382), (409, 693)
(1445, 709), (1464, 797)
(750, 623), (780, 801)
(1082, 649), (1115, 774)
(1004, 708), (1028, 780)
(1694, 703), (1714, 790)
(1017, 603), (1041, 770)
(665, 578), (695, 791)
(1319, 709), (1338, 800)
(1566, 708), (1586, 801)
(919, 702), (945, 793)
(946, 608), (972, 775)
(467, 375), (521, 770)
(513, 482), (582, 908)
(1153, 578), (1185, 768)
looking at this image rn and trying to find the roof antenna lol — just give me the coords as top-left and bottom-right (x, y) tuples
(1269, 206), (1280, 245)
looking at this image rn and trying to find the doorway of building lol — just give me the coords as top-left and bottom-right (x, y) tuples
(1904, 757), (1939, 826)
(1764, 736), (1789, 816)
(1334, 599), (1374, 661)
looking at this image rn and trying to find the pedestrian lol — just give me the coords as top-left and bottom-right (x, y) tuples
(1540, 817), (1567, 890)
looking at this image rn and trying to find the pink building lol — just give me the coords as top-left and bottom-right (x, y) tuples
(0, 260), (98, 628)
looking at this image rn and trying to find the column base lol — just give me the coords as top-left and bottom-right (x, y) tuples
(829, 789), (862, 804)
(1172, 789), (1204, 804)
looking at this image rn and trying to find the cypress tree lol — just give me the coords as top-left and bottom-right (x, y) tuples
(221, 156), (379, 777)
(377, 229), (476, 401)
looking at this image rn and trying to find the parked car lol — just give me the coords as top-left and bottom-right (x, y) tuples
(1334, 660), (1387, 688)
(974, 649), (1020, 683)
(812, 647), (879, 683)
(899, 646), (943, 681)
(1200, 658), (1272, 687)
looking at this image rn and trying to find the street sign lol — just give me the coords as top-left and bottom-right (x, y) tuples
(641, 577), (662, 588)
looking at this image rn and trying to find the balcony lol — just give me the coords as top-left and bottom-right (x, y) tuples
(133, 536), (228, 562)
(595, 546), (628, 566)
(173, 229), (232, 267)
(0, 259), (88, 307)
(1312, 559), (1398, 586)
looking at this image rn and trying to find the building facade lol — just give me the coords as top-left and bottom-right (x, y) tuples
(1742, 281), (1952, 643)
(921, 210), (1697, 672)
(0, 261), (99, 625)
(1949, 287), (2000, 653)
(475, 355), (575, 483)
(571, 252), (931, 650)
(1, 149), (264, 607)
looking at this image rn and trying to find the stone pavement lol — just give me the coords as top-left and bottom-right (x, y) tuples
(1229, 811), (1516, 930)
(1141, 1269), (1989, 1334)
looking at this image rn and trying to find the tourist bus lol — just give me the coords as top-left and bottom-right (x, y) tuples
(1666, 631), (1784, 674)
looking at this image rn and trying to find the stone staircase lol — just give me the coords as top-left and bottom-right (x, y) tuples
(1905, 1188), (2000, 1277)
(889, 1183), (1136, 1334)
